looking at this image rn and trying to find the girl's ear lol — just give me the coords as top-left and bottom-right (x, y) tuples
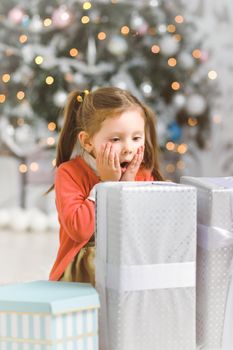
(78, 131), (93, 153)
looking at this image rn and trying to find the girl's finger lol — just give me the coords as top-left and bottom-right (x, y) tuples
(134, 148), (143, 167)
(109, 145), (115, 167)
(103, 143), (111, 165)
(139, 146), (144, 159)
(100, 143), (106, 156)
(114, 152), (120, 169)
(139, 145), (144, 153)
(96, 144), (102, 159)
(128, 153), (139, 168)
(97, 143), (106, 165)
(137, 146), (144, 160)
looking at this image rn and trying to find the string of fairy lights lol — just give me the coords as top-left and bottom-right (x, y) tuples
(0, 0), (219, 177)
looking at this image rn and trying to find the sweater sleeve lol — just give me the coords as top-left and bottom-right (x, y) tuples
(55, 165), (95, 243)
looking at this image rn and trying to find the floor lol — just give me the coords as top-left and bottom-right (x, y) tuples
(0, 229), (59, 285)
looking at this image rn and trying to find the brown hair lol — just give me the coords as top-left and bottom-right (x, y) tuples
(48, 87), (164, 192)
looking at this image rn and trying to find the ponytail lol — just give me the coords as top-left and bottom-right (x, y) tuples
(56, 91), (83, 167)
(46, 90), (83, 193)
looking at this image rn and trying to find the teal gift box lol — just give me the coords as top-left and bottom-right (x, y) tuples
(0, 280), (100, 350)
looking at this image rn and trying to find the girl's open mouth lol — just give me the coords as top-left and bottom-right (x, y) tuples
(120, 161), (130, 171)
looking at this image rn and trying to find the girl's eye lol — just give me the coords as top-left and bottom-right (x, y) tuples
(111, 138), (120, 142)
(133, 137), (141, 141)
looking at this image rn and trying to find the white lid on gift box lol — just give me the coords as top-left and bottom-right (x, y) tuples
(95, 181), (195, 192)
(0, 280), (100, 314)
(181, 176), (233, 190)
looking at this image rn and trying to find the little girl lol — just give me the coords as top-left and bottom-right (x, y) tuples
(49, 87), (164, 285)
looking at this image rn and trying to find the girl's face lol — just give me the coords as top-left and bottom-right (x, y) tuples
(89, 108), (145, 165)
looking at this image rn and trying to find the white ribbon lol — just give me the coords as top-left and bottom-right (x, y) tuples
(197, 224), (233, 250)
(196, 177), (233, 350)
(107, 261), (195, 291)
(96, 261), (195, 292)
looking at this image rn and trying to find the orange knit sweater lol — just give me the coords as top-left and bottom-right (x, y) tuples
(49, 155), (155, 281)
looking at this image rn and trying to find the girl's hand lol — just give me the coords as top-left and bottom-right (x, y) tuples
(120, 146), (144, 181)
(96, 142), (122, 181)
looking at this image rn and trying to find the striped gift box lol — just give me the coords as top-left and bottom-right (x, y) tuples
(0, 281), (100, 350)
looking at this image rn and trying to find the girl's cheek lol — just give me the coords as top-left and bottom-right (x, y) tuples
(116, 148), (121, 159)
(111, 145), (121, 160)
(111, 143), (118, 153)
(138, 144), (144, 151)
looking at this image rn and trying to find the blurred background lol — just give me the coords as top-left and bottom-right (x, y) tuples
(0, 0), (232, 284)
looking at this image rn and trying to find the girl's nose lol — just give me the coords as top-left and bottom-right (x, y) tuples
(122, 142), (133, 155)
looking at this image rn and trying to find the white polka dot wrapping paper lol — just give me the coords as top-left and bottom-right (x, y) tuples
(95, 181), (197, 350)
(0, 281), (100, 350)
(181, 176), (233, 350)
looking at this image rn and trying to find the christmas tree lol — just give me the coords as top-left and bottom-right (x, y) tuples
(0, 0), (213, 181)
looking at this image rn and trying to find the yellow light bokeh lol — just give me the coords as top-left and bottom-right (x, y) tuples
(19, 164), (28, 173)
(98, 32), (106, 40)
(52, 159), (56, 166)
(166, 141), (175, 151)
(83, 2), (92, 10)
(17, 91), (25, 100)
(168, 58), (177, 67)
(17, 118), (25, 126)
(192, 49), (201, 59)
(175, 15), (184, 24)
(48, 122), (56, 131)
(81, 16), (90, 24)
(47, 137), (55, 146)
(45, 76), (54, 85)
(121, 26), (130, 35)
(208, 70), (218, 80)
(167, 24), (176, 33)
(35, 56), (43, 65)
(70, 48), (79, 57)
(174, 34), (182, 41)
(44, 18), (52, 27)
(151, 45), (160, 54)
(171, 81), (180, 90)
(176, 160), (185, 169)
(0, 94), (6, 103)
(30, 162), (39, 172)
(177, 143), (188, 154)
(19, 34), (28, 43)
(188, 117), (198, 126)
(2, 74), (11, 83)
(166, 164), (175, 173)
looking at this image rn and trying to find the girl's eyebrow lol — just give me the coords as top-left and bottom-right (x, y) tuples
(109, 130), (144, 135)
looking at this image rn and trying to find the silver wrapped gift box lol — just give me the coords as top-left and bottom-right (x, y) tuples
(95, 182), (196, 350)
(181, 176), (233, 350)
